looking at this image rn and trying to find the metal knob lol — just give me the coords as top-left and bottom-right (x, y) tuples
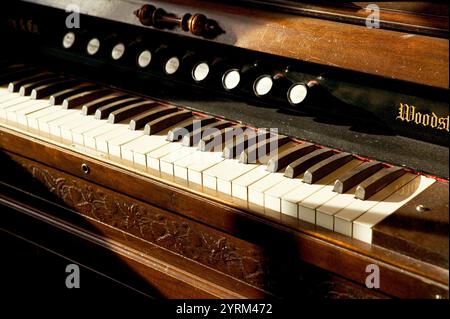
(415, 204), (429, 213)
(134, 4), (223, 38)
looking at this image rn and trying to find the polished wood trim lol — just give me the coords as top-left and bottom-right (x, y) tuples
(373, 183), (449, 269)
(160, 0), (449, 89)
(21, 0), (449, 88)
(0, 190), (253, 298)
(234, 1), (449, 37)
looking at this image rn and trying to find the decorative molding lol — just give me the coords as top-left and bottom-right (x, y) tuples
(25, 164), (266, 287)
(19, 162), (376, 298)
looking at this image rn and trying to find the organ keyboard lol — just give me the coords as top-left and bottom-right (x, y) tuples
(0, 0), (448, 299)
(0, 65), (438, 244)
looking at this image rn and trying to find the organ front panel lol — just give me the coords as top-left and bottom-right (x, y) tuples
(0, 0), (448, 300)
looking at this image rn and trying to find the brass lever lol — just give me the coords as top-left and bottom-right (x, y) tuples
(134, 4), (223, 39)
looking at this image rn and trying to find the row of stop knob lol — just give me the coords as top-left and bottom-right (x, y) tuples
(62, 31), (316, 105)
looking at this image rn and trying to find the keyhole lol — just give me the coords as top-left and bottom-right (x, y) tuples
(81, 163), (90, 174)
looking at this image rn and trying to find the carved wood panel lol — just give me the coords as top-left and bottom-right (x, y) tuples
(24, 164), (269, 288)
(1, 153), (383, 298)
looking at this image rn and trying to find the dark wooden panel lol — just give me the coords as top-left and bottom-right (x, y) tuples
(0, 227), (156, 302)
(373, 183), (449, 269)
(0, 170), (263, 298)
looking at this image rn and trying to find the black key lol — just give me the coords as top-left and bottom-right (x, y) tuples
(222, 130), (271, 159)
(144, 110), (192, 135)
(198, 125), (245, 152)
(82, 94), (131, 115)
(284, 148), (335, 178)
(94, 97), (143, 119)
(266, 142), (316, 173)
(303, 152), (353, 184)
(19, 75), (62, 96)
(1, 64), (26, 72)
(62, 88), (112, 109)
(240, 135), (290, 164)
(31, 78), (81, 99)
(0, 64), (27, 78)
(109, 101), (159, 124)
(8, 72), (53, 92)
(333, 161), (383, 194)
(355, 166), (406, 200)
(166, 116), (216, 141)
(129, 107), (178, 130)
(0, 66), (42, 85)
(50, 83), (98, 105)
(182, 121), (232, 147)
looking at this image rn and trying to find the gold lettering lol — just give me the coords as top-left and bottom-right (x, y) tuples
(396, 103), (407, 121)
(406, 104), (415, 122)
(438, 117), (447, 130)
(396, 103), (449, 132)
(414, 111), (422, 125)
(430, 112), (438, 128)
(422, 114), (430, 127)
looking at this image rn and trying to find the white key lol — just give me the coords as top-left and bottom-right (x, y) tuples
(232, 166), (271, 201)
(295, 160), (362, 226)
(0, 86), (9, 95)
(121, 134), (170, 167)
(315, 186), (359, 230)
(173, 151), (224, 184)
(108, 130), (144, 158)
(71, 115), (103, 145)
(146, 142), (183, 171)
(4, 99), (46, 123)
(280, 161), (361, 222)
(93, 124), (129, 153)
(206, 160), (260, 195)
(218, 163), (260, 195)
(60, 116), (96, 142)
(48, 112), (83, 138)
(313, 181), (359, 229)
(0, 96), (31, 118)
(334, 173), (417, 237)
(247, 173), (286, 207)
(202, 160), (227, 191)
(188, 155), (227, 186)
(76, 120), (115, 153)
(122, 119), (194, 168)
(16, 101), (51, 127)
(352, 176), (435, 243)
(38, 109), (78, 134)
(264, 176), (304, 215)
(26, 106), (63, 130)
(0, 93), (22, 104)
(159, 146), (197, 176)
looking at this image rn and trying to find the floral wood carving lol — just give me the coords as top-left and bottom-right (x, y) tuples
(24, 164), (266, 288)
(19, 163), (376, 298)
